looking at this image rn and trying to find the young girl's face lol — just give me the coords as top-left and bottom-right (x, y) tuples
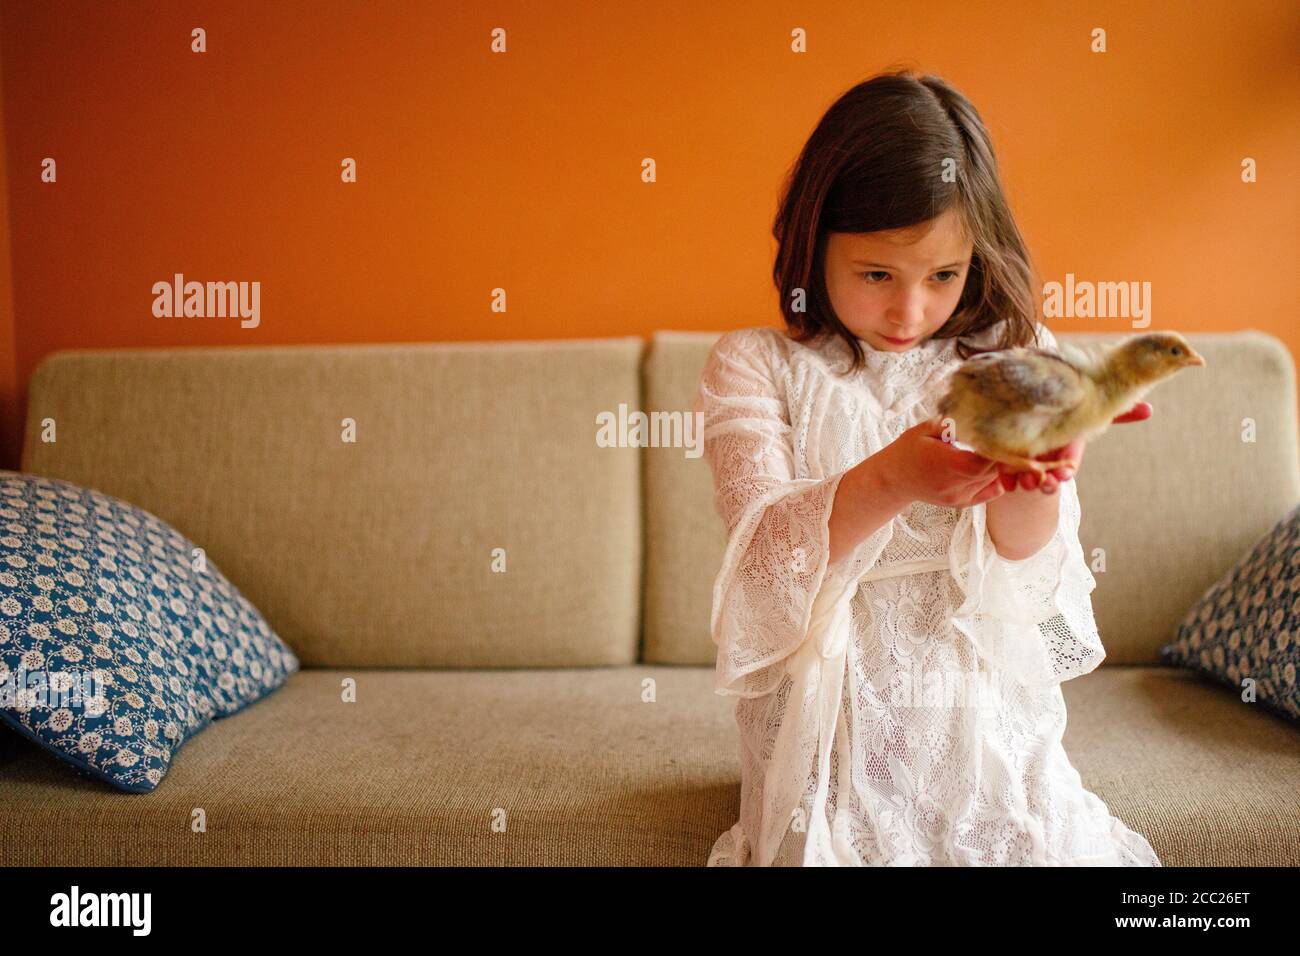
(824, 207), (974, 352)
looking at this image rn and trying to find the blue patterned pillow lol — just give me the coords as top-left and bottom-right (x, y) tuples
(0, 470), (299, 792)
(1161, 503), (1299, 723)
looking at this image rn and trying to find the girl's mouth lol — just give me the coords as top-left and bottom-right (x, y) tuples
(882, 334), (917, 345)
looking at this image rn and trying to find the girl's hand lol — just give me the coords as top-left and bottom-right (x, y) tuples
(880, 417), (1006, 509)
(996, 401), (1153, 494)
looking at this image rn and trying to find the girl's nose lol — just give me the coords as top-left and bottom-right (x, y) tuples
(889, 294), (926, 329)
(889, 287), (930, 321)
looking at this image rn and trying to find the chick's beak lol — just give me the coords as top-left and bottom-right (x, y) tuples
(1185, 349), (1206, 367)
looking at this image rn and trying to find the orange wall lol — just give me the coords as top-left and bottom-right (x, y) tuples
(1, 0), (1297, 470)
(0, 38), (17, 471)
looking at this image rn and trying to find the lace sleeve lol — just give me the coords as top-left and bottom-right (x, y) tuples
(694, 328), (892, 699)
(946, 324), (1106, 689)
(948, 477), (1105, 689)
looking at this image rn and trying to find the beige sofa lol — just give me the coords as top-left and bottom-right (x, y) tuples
(2, 330), (1298, 866)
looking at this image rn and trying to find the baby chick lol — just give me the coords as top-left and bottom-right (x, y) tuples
(936, 331), (1205, 475)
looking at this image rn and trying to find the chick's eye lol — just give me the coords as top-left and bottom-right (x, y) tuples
(1171, 346), (1182, 356)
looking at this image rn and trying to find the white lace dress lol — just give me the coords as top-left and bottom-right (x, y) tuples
(695, 324), (1162, 867)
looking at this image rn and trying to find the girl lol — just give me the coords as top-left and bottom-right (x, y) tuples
(695, 70), (1161, 866)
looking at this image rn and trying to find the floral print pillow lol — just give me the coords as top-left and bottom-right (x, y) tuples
(1161, 503), (1299, 724)
(0, 470), (299, 792)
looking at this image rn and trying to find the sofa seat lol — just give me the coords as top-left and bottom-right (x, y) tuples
(1, 665), (1296, 866)
(1053, 666), (1300, 867)
(0, 667), (737, 866)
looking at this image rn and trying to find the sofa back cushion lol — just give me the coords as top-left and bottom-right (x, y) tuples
(642, 329), (1300, 667)
(22, 339), (643, 668)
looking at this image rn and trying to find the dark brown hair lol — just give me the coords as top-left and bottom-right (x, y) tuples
(773, 68), (1040, 373)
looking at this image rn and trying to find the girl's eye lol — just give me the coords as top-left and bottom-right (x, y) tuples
(859, 271), (961, 283)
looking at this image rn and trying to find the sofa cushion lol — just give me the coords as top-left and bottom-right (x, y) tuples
(640, 330), (1300, 668)
(1057, 664), (1300, 866)
(0, 664), (1295, 865)
(0, 470), (299, 792)
(641, 333), (725, 666)
(1160, 503), (1299, 723)
(0, 666), (738, 865)
(21, 339), (644, 668)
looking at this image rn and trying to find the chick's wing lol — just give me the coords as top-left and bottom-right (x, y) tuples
(959, 348), (1088, 415)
